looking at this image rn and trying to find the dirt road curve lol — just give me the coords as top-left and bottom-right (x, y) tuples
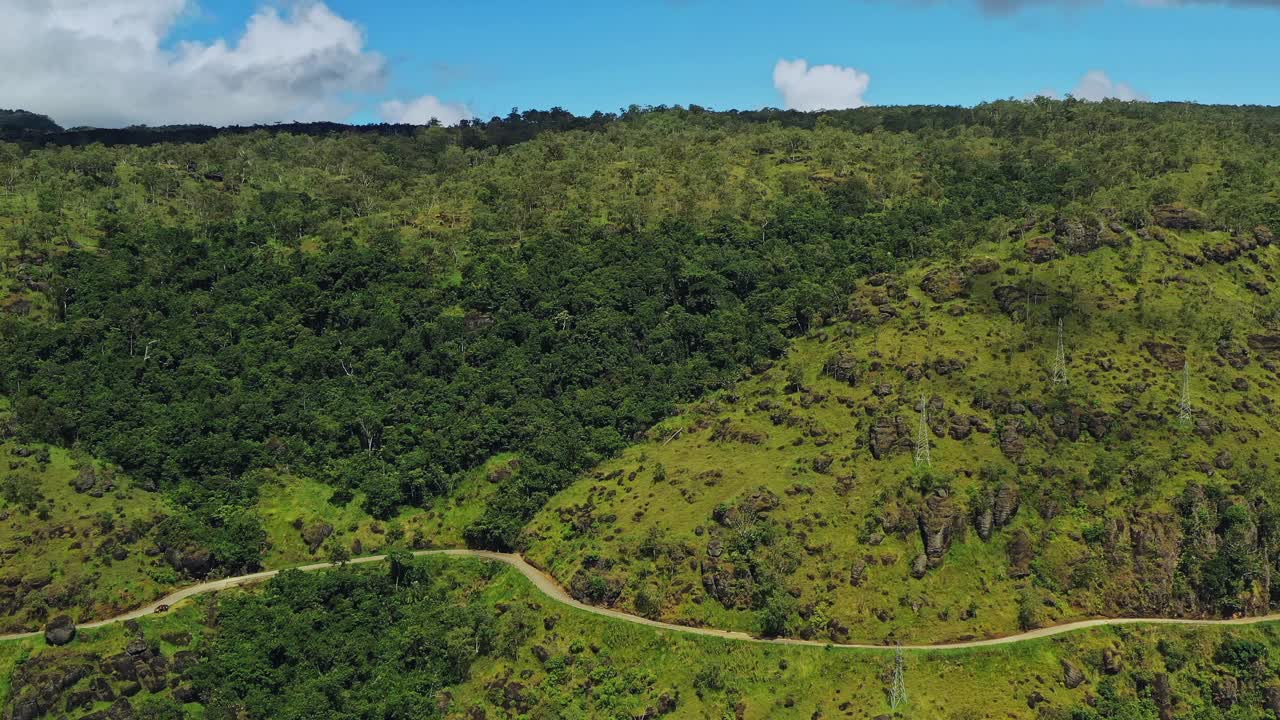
(5, 549), (1278, 650)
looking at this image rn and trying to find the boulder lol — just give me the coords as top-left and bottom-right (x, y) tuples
(1142, 341), (1185, 371)
(1213, 676), (1239, 708)
(1062, 659), (1086, 689)
(1248, 335), (1280, 353)
(967, 257), (1000, 275)
(1054, 218), (1107, 255)
(823, 352), (860, 384)
(869, 415), (911, 460)
(1007, 528), (1033, 579)
(1153, 204), (1205, 230)
(43, 615), (76, 646)
(919, 267), (971, 302)
(910, 553), (928, 579)
(1214, 450), (1234, 470)
(1102, 648), (1123, 675)
(166, 546), (214, 577)
(301, 522), (334, 554)
(1153, 673), (1174, 720)
(993, 483), (1020, 528)
(1264, 685), (1280, 719)
(1025, 236), (1058, 264)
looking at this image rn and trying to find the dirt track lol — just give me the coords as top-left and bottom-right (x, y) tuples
(5, 549), (1277, 650)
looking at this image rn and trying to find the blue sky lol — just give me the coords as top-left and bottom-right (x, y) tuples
(3, 0), (1278, 128)
(193, 0), (1279, 117)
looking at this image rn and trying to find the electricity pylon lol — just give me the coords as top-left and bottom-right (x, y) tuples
(889, 644), (907, 711)
(914, 393), (931, 468)
(1052, 318), (1068, 385)
(1178, 360), (1193, 426)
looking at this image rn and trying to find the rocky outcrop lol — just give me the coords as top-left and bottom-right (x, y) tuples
(910, 553), (928, 579)
(1025, 236), (1057, 263)
(1061, 659), (1085, 689)
(1248, 335), (1280, 353)
(822, 352), (860, 384)
(999, 421), (1027, 461)
(1007, 528), (1033, 578)
(1142, 341), (1185, 371)
(1102, 648), (1122, 675)
(868, 415), (912, 460)
(165, 546), (214, 577)
(301, 522), (334, 554)
(919, 267), (971, 302)
(1153, 673), (1174, 720)
(1153, 203), (1205, 230)
(1263, 685), (1280, 719)
(43, 615), (76, 646)
(1054, 218), (1115, 255)
(916, 491), (959, 571)
(967, 257), (1000, 275)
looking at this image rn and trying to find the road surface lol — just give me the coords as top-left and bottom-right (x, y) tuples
(4, 549), (1278, 650)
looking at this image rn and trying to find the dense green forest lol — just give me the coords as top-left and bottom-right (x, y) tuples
(2, 99), (1280, 628)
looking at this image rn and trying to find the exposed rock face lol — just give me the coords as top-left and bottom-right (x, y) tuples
(1153, 673), (1174, 720)
(301, 522), (334, 554)
(919, 267), (971, 303)
(43, 615), (76, 646)
(1054, 218), (1113, 255)
(993, 483), (1020, 528)
(916, 492), (959, 570)
(999, 421), (1027, 461)
(1007, 528), (1033, 578)
(910, 553), (928, 579)
(1214, 450), (1235, 470)
(1102, 648), (1123, 675)
(823, 352), (860, 384)
(1153, 203), (1205, 230)
(1142, 341), (1185, 371)
(1263, 685), (1280, 719)
(967, 257), (1000, 275)
(1213, 676), (1239, 708)
(1061, 659), (1086, 689)
(849, 559), (867, 587)
(165, 546), (214, 577)
(868, 415), (912, 459)
(1025, 236), (1058, 263)
(1248, 335), (1280, 353)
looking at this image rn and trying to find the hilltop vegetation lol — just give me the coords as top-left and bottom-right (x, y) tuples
(526, 215), (1280, 642)
(1, 99), (1280, 640)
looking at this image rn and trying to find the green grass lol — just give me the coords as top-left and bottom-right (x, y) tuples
(525, 225), (1280, 642)
(0, 438), (176, 634)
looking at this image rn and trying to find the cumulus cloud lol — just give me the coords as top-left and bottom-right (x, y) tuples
(0, 0), (388, 127)
(379, 95), (472, 126)
(1070, 70), (1147, 101)
(772, 59), (871, 111)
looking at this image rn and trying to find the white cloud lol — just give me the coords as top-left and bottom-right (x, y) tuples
(1070, 70), (1147, 101)
(379, 95), (472, 126)
(0, 0), (388, 127)
(772, 59), (871, 111)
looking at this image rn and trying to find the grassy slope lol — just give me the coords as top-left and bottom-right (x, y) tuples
(0, 454), (495, 633)
(525, 221), (1280, 642)
(6, 559), (1280, 720)
(0, 436), (173, 634)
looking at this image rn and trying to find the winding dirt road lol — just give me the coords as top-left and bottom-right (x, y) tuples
(4, 549), (1279, 650)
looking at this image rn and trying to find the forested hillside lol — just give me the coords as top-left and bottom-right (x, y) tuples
(2, 100), (1280, 642)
